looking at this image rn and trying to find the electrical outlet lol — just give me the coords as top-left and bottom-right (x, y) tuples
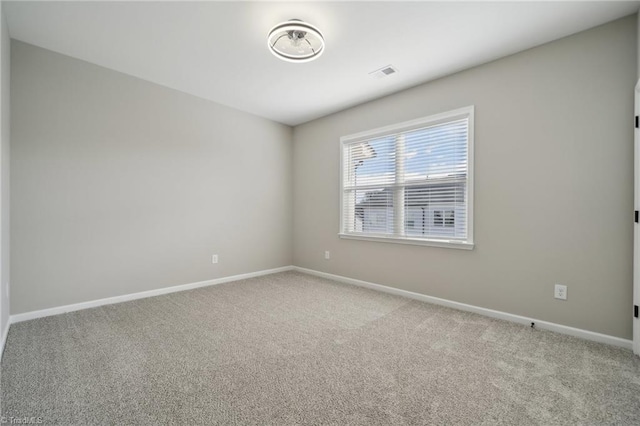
(554, 284), (567, 300)
(212, 254), (218, 264)
(324, 251), (330, 260)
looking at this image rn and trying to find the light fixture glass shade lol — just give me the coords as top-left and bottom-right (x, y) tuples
(267, 20), (325, 63)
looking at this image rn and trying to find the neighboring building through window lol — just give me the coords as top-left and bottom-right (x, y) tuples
(340, 106), (474, 249)
(433, 210), (455, 228)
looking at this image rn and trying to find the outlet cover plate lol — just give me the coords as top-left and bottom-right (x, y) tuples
(554, 284), (567, 300)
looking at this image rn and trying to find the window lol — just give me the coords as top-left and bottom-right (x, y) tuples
(339, 106), (474, 249)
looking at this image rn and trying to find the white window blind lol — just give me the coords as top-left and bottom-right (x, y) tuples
(340, 106), (474, 249)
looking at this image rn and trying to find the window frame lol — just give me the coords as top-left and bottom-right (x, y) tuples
(338, 106), (475, 250)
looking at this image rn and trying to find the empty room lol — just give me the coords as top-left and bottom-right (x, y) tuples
(1, 0), (640, 424)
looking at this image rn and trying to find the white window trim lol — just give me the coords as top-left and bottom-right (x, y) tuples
(339, 106), (475, 250)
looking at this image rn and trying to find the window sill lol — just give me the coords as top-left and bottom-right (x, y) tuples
(338, 233), (475, 250)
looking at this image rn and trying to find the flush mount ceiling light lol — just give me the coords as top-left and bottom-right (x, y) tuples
(267, 19), (325, 63)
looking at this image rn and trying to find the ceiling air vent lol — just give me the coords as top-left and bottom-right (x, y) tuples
(369, 65), (398, 79)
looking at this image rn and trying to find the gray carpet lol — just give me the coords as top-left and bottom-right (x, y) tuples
(1, 271), (639, 425)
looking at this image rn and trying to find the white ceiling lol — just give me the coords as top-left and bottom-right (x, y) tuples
(4, 1), (639, 126)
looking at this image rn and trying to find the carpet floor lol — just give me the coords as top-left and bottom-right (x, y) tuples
(1, 271), (639, 425)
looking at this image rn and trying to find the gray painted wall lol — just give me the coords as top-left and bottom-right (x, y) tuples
(293, 16), (637, 339)
(10, 41), (293, 314)
(0, 4), (10, 349)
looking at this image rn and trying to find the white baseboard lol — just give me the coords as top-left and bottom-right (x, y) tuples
(293, 266), (633, 350)
(8, 265), (632, 351)
(10, 266), (294, 324)
(0, 320), (8, 360)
